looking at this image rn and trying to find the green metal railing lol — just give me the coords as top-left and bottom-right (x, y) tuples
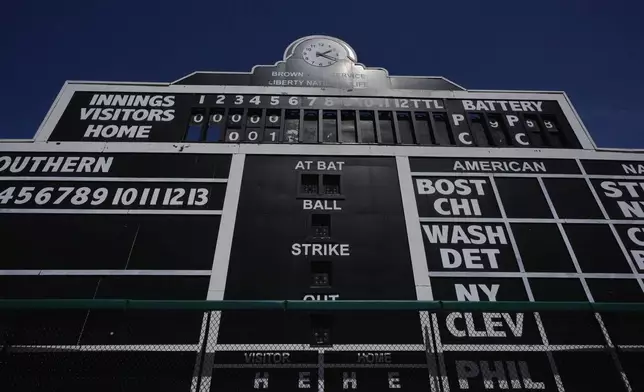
(1, 298), (643, 311)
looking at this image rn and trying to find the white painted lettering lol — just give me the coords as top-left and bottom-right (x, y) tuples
(440, 249), (462, 268)
(458, 132), (473, 145)
(462, 100), (475, 110)
(388, 372), (401, 389)
(299, 372), (311, 389)
(479, 284), (499, 301)
(600, 181), (622, 198)
(627, 227), (644, 246)
(618, 201), (644, 218)
(0, 156), (112, 174)
(481, 360), (509, 389)
(506, 115), (519, 127)
(291, 243), (350, 256)
(254, 372), (269, 389)
(456, 360), (479, 389)
(61, 157), (79, 173)
(446, 312), (466, 337)
(28, 157), (46, 172)
(456, 284), (480, 301)
(343, 372), (357, 389)
(622, 164), (644, 175)
(9, 157), (28, 173)
(452, 114), (465, 126)
(455, 284), (499, 301)
(42, 157), (64, 172)
(520, 361), (545, 389)
(302, 199), (342, 210)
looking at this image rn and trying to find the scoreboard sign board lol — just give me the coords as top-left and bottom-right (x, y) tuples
(47, 92), (576, 149)
(1, 35), (643, 391)
(405, 156), (644, 391)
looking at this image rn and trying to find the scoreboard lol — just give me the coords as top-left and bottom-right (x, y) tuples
(1, 35), (644, 391)
(48, 91), (577, 148)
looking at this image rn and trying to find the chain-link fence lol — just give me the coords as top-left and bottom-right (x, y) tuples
(0, 300), (643, 391)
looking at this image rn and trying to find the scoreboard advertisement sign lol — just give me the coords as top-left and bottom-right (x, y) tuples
(1, 35), (643, 390)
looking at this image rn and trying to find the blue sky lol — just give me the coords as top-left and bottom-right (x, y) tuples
(1, 0), (642, 148)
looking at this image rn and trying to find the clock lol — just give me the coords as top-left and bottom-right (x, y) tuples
(301, 38), (347, 67)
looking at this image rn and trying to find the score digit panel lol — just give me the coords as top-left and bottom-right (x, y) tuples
(0, 152), (229, 213)
(171, 95), (575, 148)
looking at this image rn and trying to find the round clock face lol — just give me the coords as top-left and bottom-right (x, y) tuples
(301, 39), (346, 67)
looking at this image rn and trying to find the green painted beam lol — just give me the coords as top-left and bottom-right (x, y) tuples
(0, 299), (643, 312)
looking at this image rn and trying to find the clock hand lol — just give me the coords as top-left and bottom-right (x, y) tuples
(316, 52), (338, 61)
(320, 49), (333, 55)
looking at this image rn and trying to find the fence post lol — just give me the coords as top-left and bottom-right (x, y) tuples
(194, 311), (212, 392)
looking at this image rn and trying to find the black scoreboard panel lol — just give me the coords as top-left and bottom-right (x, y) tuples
(213, 155), (428, 392)
(5, 148), (644, 390)
(409, 156), (644, 391)
(2, 351), (198, 391)
(0, 214), (220, 270)
(0, 151), (233, 390)
(220, 155), (419, 344)
(47, 92), (580, 148)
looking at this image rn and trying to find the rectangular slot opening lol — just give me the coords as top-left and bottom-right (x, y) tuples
(284, 110), (300, 143)
(432, 113), (454, 145)
(486, 114), (509, 146)
(396, 112), (416, 144)
(245, 128), (260, 143)
(301, 110), (319, 143)
(205, 109), (225, 142)
(378, 111), (396, 144)
(185, 110), (205, 142)
(263, 128), (281, 143)
(541, 115), (565, 148)
(322, 111), (338, 143)
(468, 113), (490, 146)
(246, 109), (263, 128)
(310, 314), (332, 347)
(414, 112), (433, 145)
(340, 111), (357, 143)
(359, 111), (376, 143)
(311, 214), (331, 239)
(264, 109), (282, 143)
(524, 115), (546, 147)
(311, 261), (332, 287)
(323, 175), (341, 195)
(300, 174), (319, 195)
(265, 109), (282, 128)
(227, 108), (244, 128)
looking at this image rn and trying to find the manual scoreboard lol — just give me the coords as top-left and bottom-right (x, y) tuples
(49, 91), (576, 148)
(1, 35), (643, 391)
